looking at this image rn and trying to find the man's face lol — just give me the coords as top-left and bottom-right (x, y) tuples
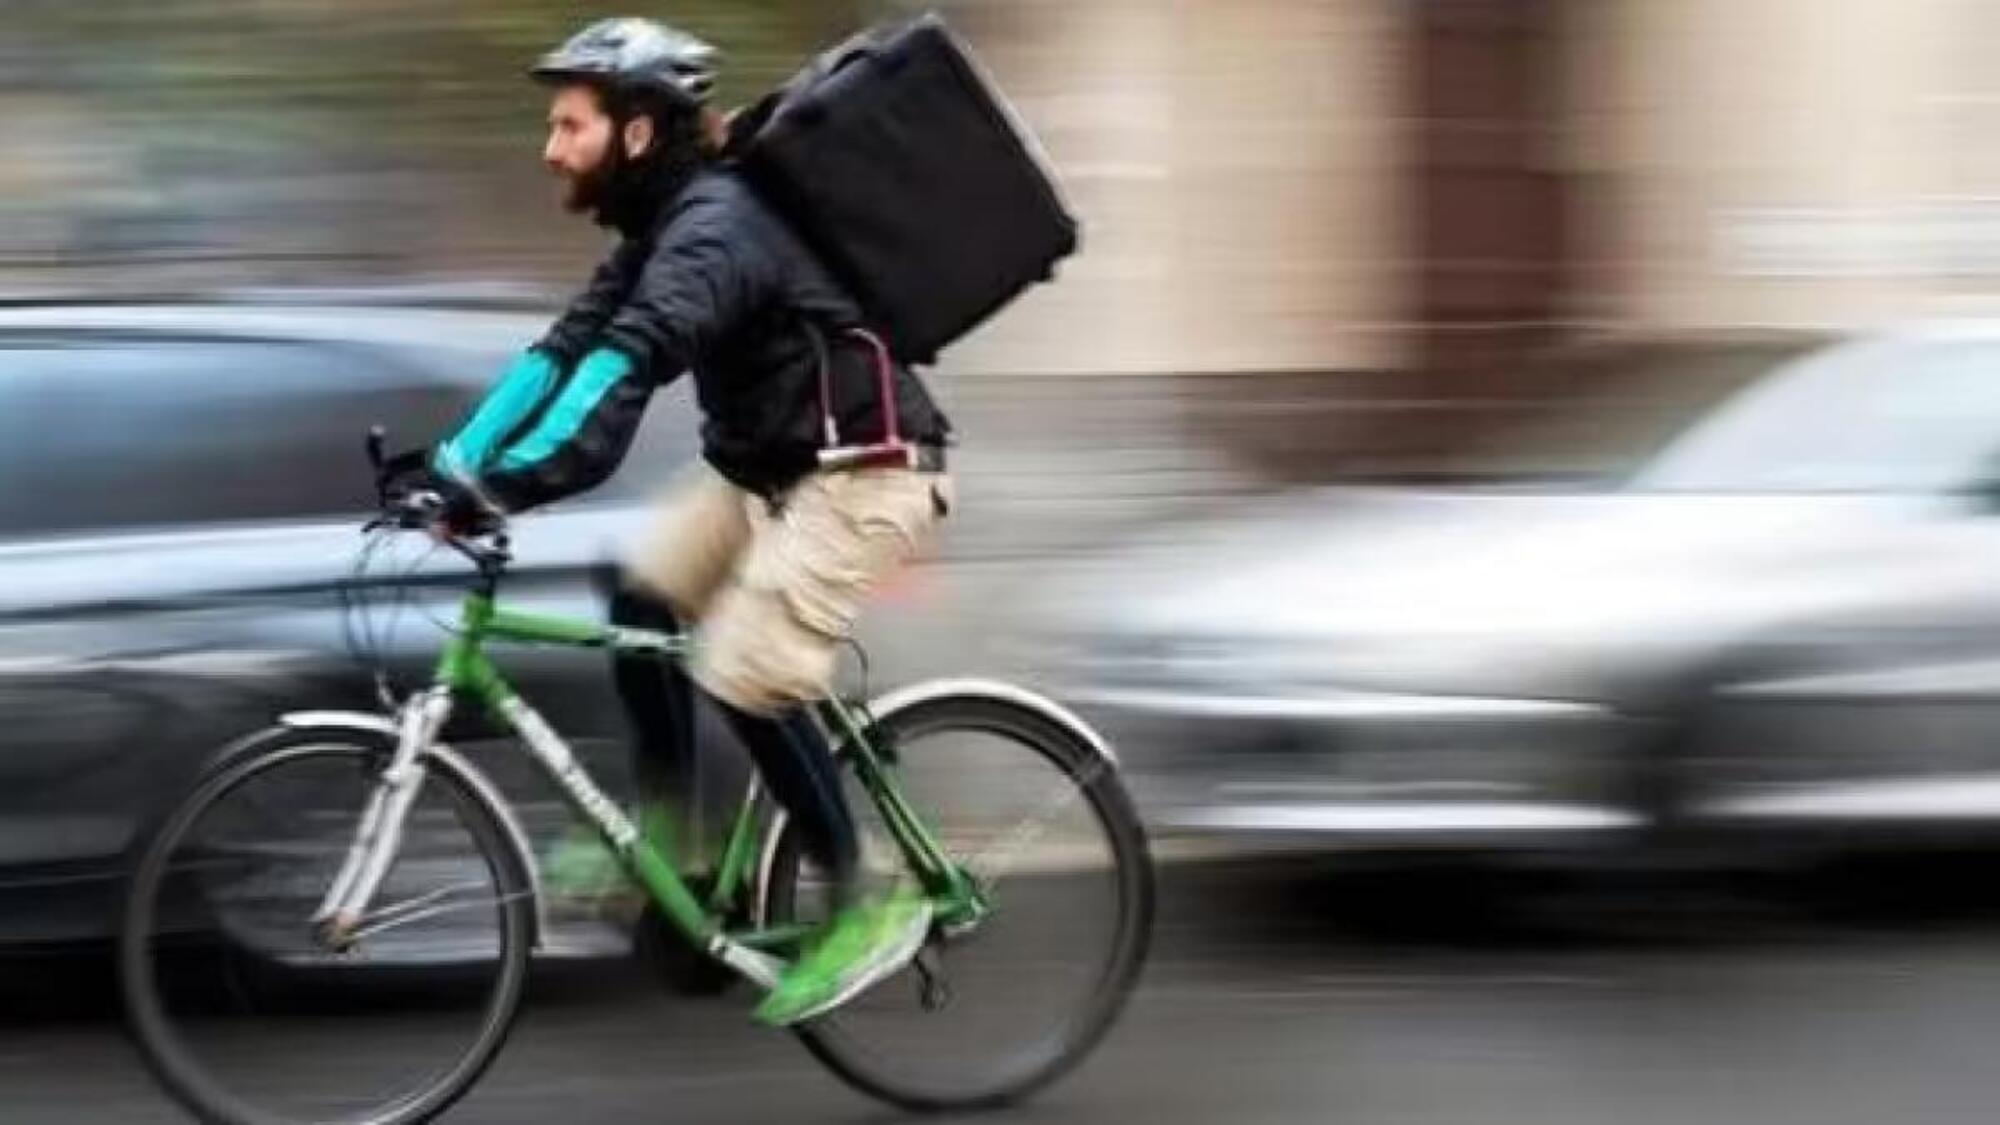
(543, 85), (618, 214)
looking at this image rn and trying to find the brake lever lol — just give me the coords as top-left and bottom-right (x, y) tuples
(366, 426), (390, 503)
(438, 534), (487, 567)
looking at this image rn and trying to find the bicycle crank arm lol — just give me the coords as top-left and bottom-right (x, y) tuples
(711, 936), (787, 990)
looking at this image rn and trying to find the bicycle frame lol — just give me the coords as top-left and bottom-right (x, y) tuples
(313, 586), (984, 990)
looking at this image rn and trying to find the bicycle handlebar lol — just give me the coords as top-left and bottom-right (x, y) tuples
(361, 426), (511, 571)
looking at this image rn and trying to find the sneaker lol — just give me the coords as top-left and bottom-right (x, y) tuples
(753, 887), (934, 1027)
(543, 804), (702, 919)
(541, 827), (634, 915)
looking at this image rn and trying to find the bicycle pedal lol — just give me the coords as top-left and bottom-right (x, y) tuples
(635, 902), (739, 997)
(912, 947), (951, 1012)
(937, 917), (981, 941)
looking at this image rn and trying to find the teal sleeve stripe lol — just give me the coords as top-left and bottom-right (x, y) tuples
(494, 348), (636, 473)
(435, 349), (559, 475)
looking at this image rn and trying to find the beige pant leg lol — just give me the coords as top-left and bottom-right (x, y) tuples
(622, 463), (757, 618)
(695, 469), (952, 714)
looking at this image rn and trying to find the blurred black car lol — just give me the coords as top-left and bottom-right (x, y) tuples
(0, 300), (710, 951)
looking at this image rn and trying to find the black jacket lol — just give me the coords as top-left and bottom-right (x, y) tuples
(477, 165), (951, 511)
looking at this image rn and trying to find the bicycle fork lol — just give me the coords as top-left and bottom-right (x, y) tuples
(310, 687), (453, 948)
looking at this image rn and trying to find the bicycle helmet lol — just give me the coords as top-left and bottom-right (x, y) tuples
(532, 17), (720, 113)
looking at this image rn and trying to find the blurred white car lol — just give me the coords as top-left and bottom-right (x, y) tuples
(1047, 325), (2000, 853)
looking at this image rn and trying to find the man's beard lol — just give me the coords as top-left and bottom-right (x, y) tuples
(557, 119), (704, 234)
(559, 154), (618, 216)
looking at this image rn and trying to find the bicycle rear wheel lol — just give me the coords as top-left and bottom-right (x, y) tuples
(121, 727), (534, 1125)
(762, 690), (1154, 1111)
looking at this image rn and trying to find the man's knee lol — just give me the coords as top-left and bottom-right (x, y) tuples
(608, 570), (687, 632)
(693, 590), (838, 716)
(624, 466), (754, 615)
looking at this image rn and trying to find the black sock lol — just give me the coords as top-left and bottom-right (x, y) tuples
(609, 582), (696, 811)
(712, 697), (860, 906)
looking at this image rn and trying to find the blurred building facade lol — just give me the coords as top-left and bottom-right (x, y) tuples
(947, 0), (2000, 385)
(9, 1), (2000, 390)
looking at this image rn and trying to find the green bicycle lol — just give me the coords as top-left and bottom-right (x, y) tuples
(119, 433), (1154, 1125)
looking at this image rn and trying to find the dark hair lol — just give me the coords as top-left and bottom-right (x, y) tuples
(635, 97), (711, 184)
(581, 81), (712, 161)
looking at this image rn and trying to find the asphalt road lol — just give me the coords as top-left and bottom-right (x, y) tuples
(12, 855), (2000, 1125)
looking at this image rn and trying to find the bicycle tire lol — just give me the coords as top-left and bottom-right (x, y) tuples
(121, 726), (535, 1125)
(763, 690), (1154, 1112)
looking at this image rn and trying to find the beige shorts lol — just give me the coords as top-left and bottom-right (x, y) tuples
(623, 463), (953, 714)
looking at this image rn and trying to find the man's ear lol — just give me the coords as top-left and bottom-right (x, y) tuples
(622, 114), (655, 160)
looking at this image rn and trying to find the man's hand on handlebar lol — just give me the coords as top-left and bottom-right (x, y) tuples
(366, 428), (505, 542)
(389, 475), (500, 542)
(433, 482), (502, 542)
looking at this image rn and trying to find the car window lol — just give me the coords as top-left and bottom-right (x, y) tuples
(1634, 338), (2000, 494)
(0, 334), (483, 538)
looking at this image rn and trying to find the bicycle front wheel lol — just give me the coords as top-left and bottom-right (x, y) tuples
(121, 727), (534, 1125)
(763, 689), (1154, 1111)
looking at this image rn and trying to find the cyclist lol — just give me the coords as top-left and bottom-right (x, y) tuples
(424, 17), (955, 1027)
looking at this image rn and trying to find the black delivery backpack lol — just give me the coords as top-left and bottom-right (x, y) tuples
(735, 13), (1079, 367)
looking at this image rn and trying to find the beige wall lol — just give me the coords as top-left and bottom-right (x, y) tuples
(924, 0), (2000, 372)
(1574, 0), (1994, 331)
(936, 0), (1404, 377)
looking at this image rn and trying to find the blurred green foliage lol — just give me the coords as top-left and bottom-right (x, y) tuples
(0, 1), (934, 280)
(9, 0), (861, 154)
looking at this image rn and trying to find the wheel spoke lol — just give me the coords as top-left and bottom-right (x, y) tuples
(348, 883), (534, 944)
(960, 757), (1109, 886)
(123, 733), (535, 1125)
(769, 696), (1152, 1112)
